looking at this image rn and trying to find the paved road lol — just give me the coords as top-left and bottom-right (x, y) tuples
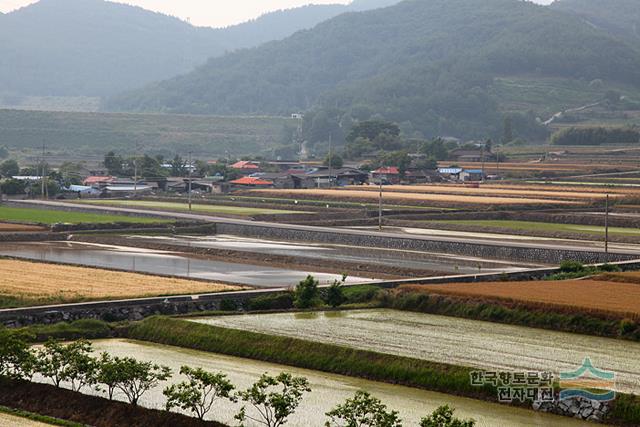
(13, 199), (640, 256)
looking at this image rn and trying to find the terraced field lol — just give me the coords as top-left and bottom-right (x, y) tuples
(0, 206), (169, 225)
(79, 200), (305, 216)
(409, 272), (640, 317)
(247, 188), (581, 207)
(0, 259), (243, 307)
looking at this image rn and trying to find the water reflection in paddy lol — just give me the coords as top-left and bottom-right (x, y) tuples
(76, 339), (590, 427)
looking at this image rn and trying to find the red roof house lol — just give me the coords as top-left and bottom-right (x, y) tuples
(371, 167), (401, 184)
(229, 176), (273, 187)
(230, 161), (260, 171)
(83, 176), (114, 186)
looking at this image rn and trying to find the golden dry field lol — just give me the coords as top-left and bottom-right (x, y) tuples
(247, 188), (581, 207)
(344, 184), (625, 201)
(444, 162), (638, 173)
(0, 223), (46, 232)
(405, 272), (640, 317)
(0, 260), (244, 307)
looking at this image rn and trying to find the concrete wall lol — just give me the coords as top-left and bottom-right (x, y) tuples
(215, 222), (634, 264)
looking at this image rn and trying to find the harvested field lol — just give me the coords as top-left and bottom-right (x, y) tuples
(443, 162), (638, 173)
(410, 273), (640, 317)
(344, 184), (624, 201)
(0, 259), (244, 308)
(246, 188), (580, 207)
(0, 223), (46, 232)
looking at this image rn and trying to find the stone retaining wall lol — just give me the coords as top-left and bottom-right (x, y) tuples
(215, 222), (634, 264)
(533, 397), (610, 422)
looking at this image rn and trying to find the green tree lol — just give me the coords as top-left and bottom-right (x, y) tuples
(0, 327), (35, 380)
(170, 155), (187, 177)
(95, 353), (122, 400)
(35, 339), (97, 392)
(326, 275), (347, 308)
(164, 366), (236, 420)
(0, 178), (26, 195)
(502, 116), (513, 144)
(104, 151), (124, 176)
(347, 120), (400, 144)
(0, 146), (9, 159)
(236, 372), (311, 427)
(325, 390), (402, 427)
(0, 159), (19, 178)
(294, 275), (320, 309)
(100, 356), (171, 405)
(324, 153), (344, 169)
(420, 405), (475, 427)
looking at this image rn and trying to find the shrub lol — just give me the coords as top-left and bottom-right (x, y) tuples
(236, 372), (311, 427)
(326, 276), (347, 308)
(248, 293), (294, 311)
(219, 298), (239, 311)
(325, 390), (401, 427)
(420, 405), (475, 427)
(559, 260), (585, 273)
(294, 275), (320, 309)
(164, 366), (235, 420)
(0, 327), (35, 379)
(342, 285), (382, 304)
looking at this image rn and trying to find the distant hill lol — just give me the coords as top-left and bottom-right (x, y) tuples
(108, 0), (640, 140)
(551, 0), (640, 44)
(0, 0), (399, 100)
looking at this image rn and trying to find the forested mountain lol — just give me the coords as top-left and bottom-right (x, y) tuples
(0, 0), (398, 99)
(551, 0), (640, 45)
(108, 0), (640, 140)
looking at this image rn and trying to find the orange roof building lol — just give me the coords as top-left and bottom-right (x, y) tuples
(229, 176), (273, 186)
(83, 176), (114, 186)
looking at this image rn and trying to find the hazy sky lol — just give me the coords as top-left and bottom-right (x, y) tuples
(1, 0), (555, 28)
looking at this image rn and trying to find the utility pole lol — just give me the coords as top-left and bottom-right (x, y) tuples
(133, 158), (138, 198)
(188, 151), (193, 211)
(41, 143), (46, 199)
(481, 144), (486, 182)
(605, 193), (610, 254)
(378, 176), (383, 231)
(328, 134), (333, 188)
(496, 145), (500, 179)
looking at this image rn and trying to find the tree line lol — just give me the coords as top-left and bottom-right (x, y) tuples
(551, 126), (640, 146)
(0, 327), (474, 426)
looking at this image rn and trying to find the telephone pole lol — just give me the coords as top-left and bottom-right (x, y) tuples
(328, 134), (333, 188)
(605, 194), (610, 254)
(188, 151), (193, 211)
(41, 143), (46, 199)
(133, 159), (138, 197)
(378, 176), (383, 231)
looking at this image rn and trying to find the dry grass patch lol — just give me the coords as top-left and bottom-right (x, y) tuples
(0, 260), (245, 307)
(405, 276), (640, 317)
(0, 223), (46, 232)
(344, 184), (622, 201)
(248, 188), (580, 206)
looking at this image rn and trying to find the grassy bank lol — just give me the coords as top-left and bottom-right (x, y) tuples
(0, 206), (169, 225)
(0, 405), (83, 427)
(78, 200), (306, 216)
(129, 316), (497, 401)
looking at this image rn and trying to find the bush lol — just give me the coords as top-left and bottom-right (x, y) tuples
(294, 275), (320, 309)
(326, 276), (347, 308)
(342, 285), (382, 304)
(219, 299), (239, 311)
(559, 260), (585, 273)
(247, 293), (294, 311)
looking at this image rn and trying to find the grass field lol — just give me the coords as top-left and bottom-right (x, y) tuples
(0, 259), (244, 308)
(433, 219), (640, 236)
(411, 272), (640, 317)
(0, 206), (169, 225)
(247, 188), (581, 207)
(79, 200), (305, 216)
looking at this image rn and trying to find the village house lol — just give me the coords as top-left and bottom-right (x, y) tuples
(370, 166), (401, 185)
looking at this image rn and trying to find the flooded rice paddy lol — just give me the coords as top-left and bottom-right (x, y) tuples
(36, 339), (592, 427)
(0, 241), (372, 288)
(192, 309), (640, 395)
(121, 234), (540, 274)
